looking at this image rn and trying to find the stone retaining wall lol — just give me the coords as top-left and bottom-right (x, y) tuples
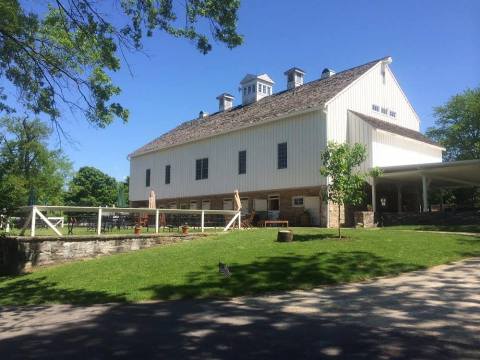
(380, 210), (480, 226)
(0, 233), (205, 275)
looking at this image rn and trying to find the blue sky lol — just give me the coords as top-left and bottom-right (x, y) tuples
(37, 0), (480, 179)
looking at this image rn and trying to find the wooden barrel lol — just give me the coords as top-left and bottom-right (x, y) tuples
(277, 230), (293, 242)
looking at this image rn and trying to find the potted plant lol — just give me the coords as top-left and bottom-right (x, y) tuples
(181, 224), (189, 235)
(134, 225), (141, 235)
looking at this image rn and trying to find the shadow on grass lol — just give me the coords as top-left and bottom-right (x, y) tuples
(0, 276), (127, 306)
(397, 224), (480, 233)
(144, 251), (423, 301)
(290, 233), (337, 242)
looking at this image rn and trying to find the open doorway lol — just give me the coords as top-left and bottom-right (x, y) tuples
(268, 194), (280, 220)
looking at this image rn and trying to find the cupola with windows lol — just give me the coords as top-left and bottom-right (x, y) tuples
(239, 73), (274, 105)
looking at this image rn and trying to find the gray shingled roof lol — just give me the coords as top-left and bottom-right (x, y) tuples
(130, 57), (388, 158)
(349, 110), (441, 147)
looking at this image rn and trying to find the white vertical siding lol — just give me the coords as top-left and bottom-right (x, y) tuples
(327, 62), (421, 144)
(372, 131), (443, 167)
(347, 112), (374, 172)
(347, 111), (442, 169)
(129, 110), (326, 201)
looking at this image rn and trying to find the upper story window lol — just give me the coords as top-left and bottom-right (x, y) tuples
(195, 158), (208, 180)
(238, 150), (246, 174)
(247, 86), (251, 94)
(278, 142), (287, 169)
(243, 87), (247, 96)
(381, 107), (388, 115)
(372, 104), (380, 112)
(389, 110), (397, 118)
(267, 86), (271, 95)
(145, 169), (151, 187)
(258, 84), (262, 93)
(263, 84), (266, 93)
(165, 165), (171, 184)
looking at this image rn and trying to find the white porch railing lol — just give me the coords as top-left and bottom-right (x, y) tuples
(18, 205), (241, 237)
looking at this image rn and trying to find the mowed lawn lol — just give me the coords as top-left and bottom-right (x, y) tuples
(1, 228), (479, 305)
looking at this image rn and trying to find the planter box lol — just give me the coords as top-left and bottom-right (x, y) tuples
(354, 211), (375, 228)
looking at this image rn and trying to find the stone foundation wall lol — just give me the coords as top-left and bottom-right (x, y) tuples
(354, 211), (375, 228)
(380, 210), (480, 226)
(0, 233), (203, 275)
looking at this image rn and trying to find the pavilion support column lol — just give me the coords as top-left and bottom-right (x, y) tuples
(371, 179), (377, 213)
(421, 175), (429, 213)
(397, 184), (402, 213)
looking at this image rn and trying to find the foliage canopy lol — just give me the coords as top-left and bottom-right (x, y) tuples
(65, 166), (118, 207)
(0, 115), (72, 214)
(0, 0), (243, 128)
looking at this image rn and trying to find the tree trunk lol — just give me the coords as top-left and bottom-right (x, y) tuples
(338, 203), (341, 238)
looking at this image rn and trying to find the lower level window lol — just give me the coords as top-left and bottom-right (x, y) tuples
(202, 200), (211, 210)
(292, 196), (304, 207)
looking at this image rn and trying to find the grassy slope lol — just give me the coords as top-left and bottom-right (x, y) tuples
(1, 228), (479, 305)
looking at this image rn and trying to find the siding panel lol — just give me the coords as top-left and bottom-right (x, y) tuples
(130, 110), (326, 201)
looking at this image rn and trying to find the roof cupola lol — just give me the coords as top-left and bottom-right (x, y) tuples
(284, 67), (305, 89)
(239, 73), (274, 105)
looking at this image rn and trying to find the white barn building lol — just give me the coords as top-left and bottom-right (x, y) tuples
(128, 57), (445, 227)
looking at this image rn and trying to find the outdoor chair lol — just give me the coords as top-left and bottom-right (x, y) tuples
(241, 211), (256, 228)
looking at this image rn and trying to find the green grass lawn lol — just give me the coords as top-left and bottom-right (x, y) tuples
(384, 224), (480, 233)
(1, 227), (479, 306)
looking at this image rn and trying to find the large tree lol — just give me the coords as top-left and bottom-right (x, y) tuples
(426, 87), (480, 207)
(0, 0), (242, 128)
(65, 166), (118, 206)
(426, 87), (480, 161)
(320, 142), (380, 238)
(0, 115), (72, 214)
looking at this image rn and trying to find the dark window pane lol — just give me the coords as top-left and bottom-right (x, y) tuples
(202, 158), (208, 179)
(238, 150), (246, 174)
(278, 142), (287, 169)
(145, 169), (151, 187)
(196, 158), (208, 180)
(165, 165), (171, 184)
(196, 159), (202, 180)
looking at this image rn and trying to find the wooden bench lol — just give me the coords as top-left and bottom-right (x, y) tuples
(263, 220), (289, 227)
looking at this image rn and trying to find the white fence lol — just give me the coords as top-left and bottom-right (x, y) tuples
(19, 205), (241, 237)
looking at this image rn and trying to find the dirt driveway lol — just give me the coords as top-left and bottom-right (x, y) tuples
(1, 258), (479, 359)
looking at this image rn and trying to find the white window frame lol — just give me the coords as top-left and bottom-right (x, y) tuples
(292, 196), (304, 207)
(267, 194), (280, 211)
